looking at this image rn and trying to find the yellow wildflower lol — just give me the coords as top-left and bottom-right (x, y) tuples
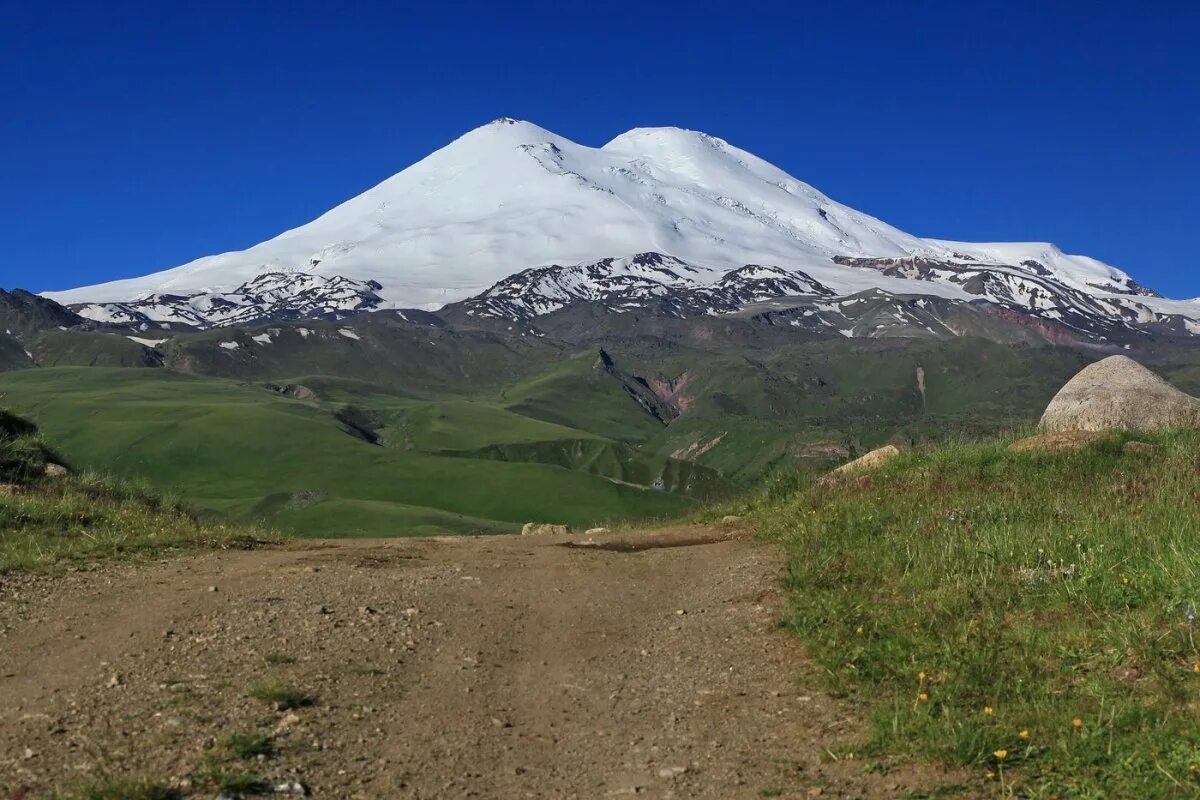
(917, 671), (926, 681)
(1072, 718), (1083, 728)
(994, 749), (1007, 760)
(918, 692), (929, 702)
(983, 706), (993, 715)
(1019, 729), (1030, 739)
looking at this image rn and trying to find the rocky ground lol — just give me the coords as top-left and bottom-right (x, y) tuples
(0, 526), (963, 799)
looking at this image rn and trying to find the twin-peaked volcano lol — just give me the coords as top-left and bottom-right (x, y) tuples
(44, 118), (1199, 336)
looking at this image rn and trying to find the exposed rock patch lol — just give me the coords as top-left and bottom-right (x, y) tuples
(1009, 431), (1109, 453)
(833, 445), (902, 476)
(521, 523), (570, 536)
(1122, 441), (1159, 456)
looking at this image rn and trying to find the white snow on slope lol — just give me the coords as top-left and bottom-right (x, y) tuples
(46, 118), (1187, 314)
(126, 336), (167, 348)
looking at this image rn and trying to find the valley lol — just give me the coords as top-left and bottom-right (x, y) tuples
(5, 302), (1169, 537)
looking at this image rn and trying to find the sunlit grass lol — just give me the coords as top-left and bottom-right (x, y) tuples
(756, 431), (1200, 796)
(1, 431), (273, 573)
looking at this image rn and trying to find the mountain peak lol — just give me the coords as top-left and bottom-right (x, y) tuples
(602, 126), (728, 153)
(452, 117), (565, 147)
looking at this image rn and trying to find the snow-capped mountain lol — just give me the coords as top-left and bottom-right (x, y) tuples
(44, 117), (1200, 337)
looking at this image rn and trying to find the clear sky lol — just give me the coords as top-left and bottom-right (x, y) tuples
(4, 0), (1198, 297)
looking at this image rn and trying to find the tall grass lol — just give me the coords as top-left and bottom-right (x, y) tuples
(757, 431), (1200, 797)
(0, 470), (271, 572)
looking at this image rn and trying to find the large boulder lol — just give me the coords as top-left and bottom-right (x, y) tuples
(1040, 356), (1200, 433)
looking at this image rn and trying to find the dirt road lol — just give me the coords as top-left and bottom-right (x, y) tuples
(0, 527), (950, 798)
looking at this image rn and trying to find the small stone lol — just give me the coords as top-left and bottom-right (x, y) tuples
(43, 463), (69, 478)
(657, 766), (687, 779)
(273, 778), (308, 795)
(675, 609), (686, 616)
(720, 515), (742, 525)
(107, 673), (124, 688)
(207, 585), (218, 593)
(521, 523), (570, 536)
(584, 527), (610, 536)
(275, 712), (302, 733)
(22, 747), (35, 760)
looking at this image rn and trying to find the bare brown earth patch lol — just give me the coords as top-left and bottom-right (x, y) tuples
(0, 527), (966, 799)
(1008, 430), (1110, 452)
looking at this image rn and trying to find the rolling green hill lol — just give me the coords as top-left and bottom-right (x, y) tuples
(0, 408), (264, 572)
(0, 366), (699, 537)
(7, 305), (1193, 540)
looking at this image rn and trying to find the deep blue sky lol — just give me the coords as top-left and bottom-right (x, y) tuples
(4, 1), (1198, 297)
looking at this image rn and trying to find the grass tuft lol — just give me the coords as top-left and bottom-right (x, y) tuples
(248, 679), (315, 711)
(193, 769), (270, 797)
(218, 731), (274, 760)
(50, 777), (181, 800)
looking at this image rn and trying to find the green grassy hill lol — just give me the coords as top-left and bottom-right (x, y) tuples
(0, 409), (263, 572)
(28, 329), (163, 368)
(606, 337), (1092, 481)
(0, 326), (1116, 538)
(749, 432), (1200, 796)
(0, 366), (697, 537)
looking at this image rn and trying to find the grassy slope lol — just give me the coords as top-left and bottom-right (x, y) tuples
(613, 337), (1090, 481)
(0, 367), (690, 537)
(1, 473), (266, 573)
(30, 329), (162, 368)
(497, 351), (668, 443)
(753, 433), (1200, 797)
(0, 412), (264, 572)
